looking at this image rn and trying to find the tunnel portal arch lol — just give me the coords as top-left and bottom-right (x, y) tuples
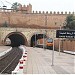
(31, 34), (47, 47)
(4, 32), (28, 47)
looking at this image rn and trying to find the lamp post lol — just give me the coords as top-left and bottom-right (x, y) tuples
(43, 33), (45, 49)
(51, 30), (55, 66)
(45, 30), (47, 49)
(51, 22), (57, 66)
(43, 14), (47, 50)
(59, 25), (61, 55)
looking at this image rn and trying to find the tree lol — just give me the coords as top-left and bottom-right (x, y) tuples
(64, 15), (75, 30)
(11, 2), (20, 11)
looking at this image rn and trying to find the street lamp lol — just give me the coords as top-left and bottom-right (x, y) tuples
(45, 30), (47, 49)
(43, 33), (45, 49)
(43, 14), (47, 50)
(51, 22), (57, 66)
(51, 30), (55, 66)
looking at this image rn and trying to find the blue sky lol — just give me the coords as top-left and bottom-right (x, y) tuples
(0, 0), (75, 12)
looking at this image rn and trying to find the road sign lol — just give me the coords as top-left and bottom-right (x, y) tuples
(56, 30), (75, 38)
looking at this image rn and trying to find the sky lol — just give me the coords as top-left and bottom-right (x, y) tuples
(0, 0), (75, 12)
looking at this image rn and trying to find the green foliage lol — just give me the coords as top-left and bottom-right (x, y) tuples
(65, 15), (75, 30)
(3, 21), (9, 27)
(11, 2), (20, 11)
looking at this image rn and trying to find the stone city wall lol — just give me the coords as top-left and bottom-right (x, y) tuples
(54, 39), (75, 52)
(0, 11), (72, 28)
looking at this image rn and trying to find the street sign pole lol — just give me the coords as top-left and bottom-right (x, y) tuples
(59, 25), (61, 55)
(56, 30), (75, 55)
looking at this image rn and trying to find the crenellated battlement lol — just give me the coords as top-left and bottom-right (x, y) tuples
(0, 3), (32, 13)
(17, 3), (32, 13)
(0, 3), (74, 15)
(0, 3), (75, 29)
(32, 11), (75, 15)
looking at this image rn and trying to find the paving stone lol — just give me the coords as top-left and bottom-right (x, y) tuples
(23, 47), (75, 74)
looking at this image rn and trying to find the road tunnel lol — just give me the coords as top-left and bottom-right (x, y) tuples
(4, 32), (27, 47)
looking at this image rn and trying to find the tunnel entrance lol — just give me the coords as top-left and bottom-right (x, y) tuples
(4, 32), (27, 47)
(31, 34), (47, 47)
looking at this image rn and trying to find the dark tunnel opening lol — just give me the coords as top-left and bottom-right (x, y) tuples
(31, 34), (47, 47)
(5, 33), (26, 47)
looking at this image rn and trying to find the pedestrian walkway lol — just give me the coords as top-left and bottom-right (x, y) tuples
(0, 46), (11, 53)
(23, 47), (75, 74)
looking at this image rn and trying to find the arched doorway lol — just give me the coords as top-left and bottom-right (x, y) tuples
(4, 32), (28, 47)
(31, 34), (47, 47)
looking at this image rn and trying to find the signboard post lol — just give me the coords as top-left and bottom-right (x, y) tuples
(56, 30), (75, 38)
(56, 30), (75, 55)
(59, 26), (61, 55)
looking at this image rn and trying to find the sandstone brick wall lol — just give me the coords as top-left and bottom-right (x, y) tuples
(0, 12), (68, 28)
(17, 4), (32, 13)
(54, 39), (75, 52)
